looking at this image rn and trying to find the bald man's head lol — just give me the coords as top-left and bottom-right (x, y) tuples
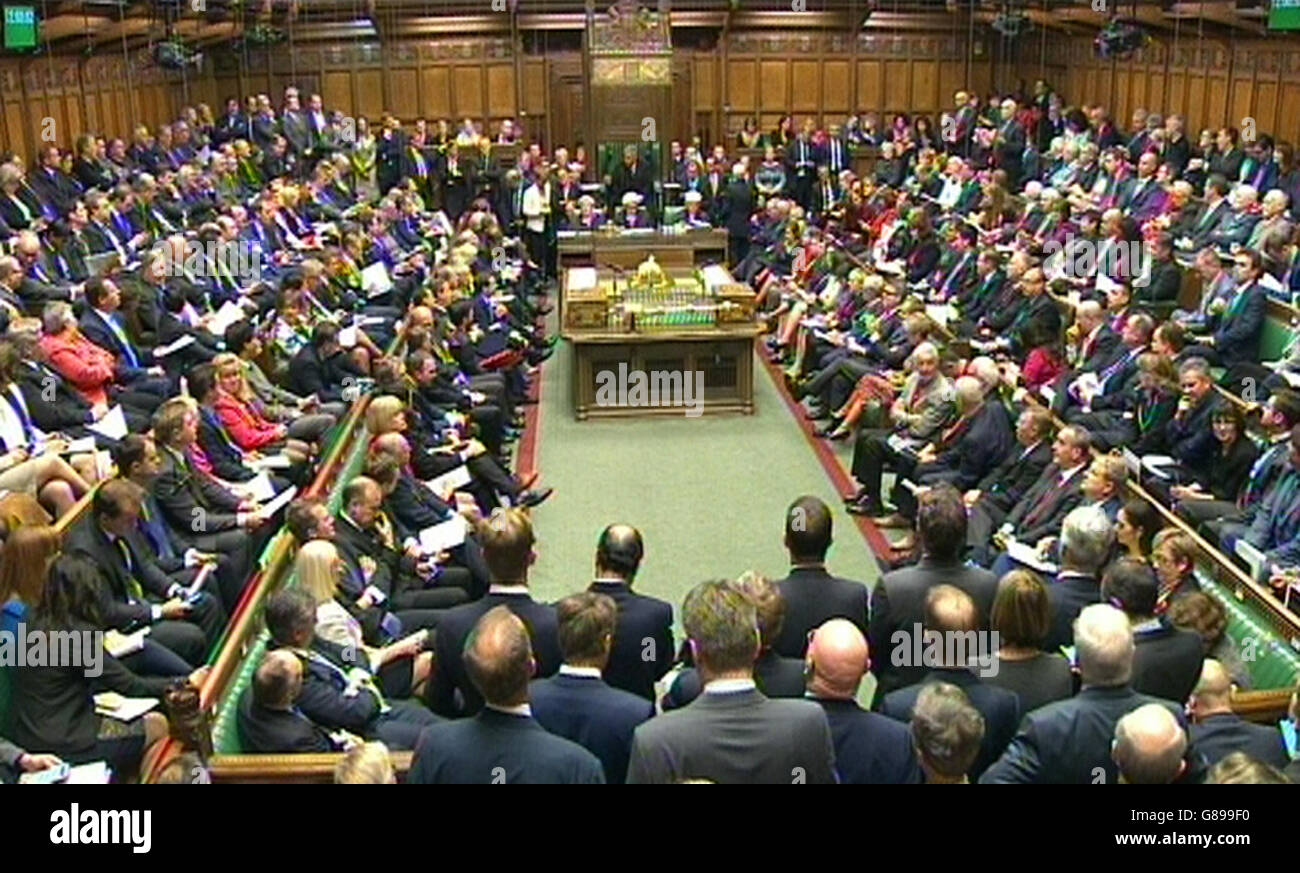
(925, 584), (978, 635)
(252, 650), (303, 710)
(408, 305), (434, 328)
(1189, 658), (1234, 719)
(806, 619), (870, 699)
(1113, 704), (1187, 784)
(595, 523), (644, 582)
(371, 432), (410, 463)
(464, 604), (535, 707)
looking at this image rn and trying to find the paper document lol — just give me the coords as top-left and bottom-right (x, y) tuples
(361, 262), (393, 297)
(87, 405), (128, 440)
(93, 693), (158, 722)
(65, 762), (112, 785)
(104, 627), (149, 659)
(566, 267), (598, 292)
(418, 514), (469, 553)
(259, 484), (298, 518)
(1141, 455), (1176, 479)
(61, 436), (96, 454)
(206, 301), (247, 337)
(426, 465), (472, 498)
(248, 454), (292, 470)
(239, 471), (276, 502)
(886, 434), (924, 455)
(1006, 539), (1060, 575)
(154, 334), (197, 358)
(338, 326), (359, 348)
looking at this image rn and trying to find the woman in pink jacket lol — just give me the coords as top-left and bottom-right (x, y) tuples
(211, 353), (314, 465)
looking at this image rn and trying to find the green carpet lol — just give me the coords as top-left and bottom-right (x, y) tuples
(526, 338), (882, 637)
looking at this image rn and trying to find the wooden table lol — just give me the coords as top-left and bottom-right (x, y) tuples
(561, 264), (759, 419)
(557, 228), (728, 269)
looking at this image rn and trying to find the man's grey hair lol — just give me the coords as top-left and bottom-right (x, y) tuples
(1060, 504), (1115, 574)
(1178, 356), (1212, 380)
(682, 579), (759, 673)
(1074, 603), (1134, 687)
(1113, 703), (1186, 784)
(911, 682), (985, 780)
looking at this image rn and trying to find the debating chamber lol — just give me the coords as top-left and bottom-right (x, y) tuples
(2, 0), (1300, 822)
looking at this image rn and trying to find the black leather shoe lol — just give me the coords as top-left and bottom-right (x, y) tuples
(518, 487), (554, 508)
(845, 497), (883, 516)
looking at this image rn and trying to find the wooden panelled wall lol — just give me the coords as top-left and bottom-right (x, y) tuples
(0, 29), (1007, 162)
(695, 30), (996, 144)
(0, 55), (198, 162)
(1020, 35), (1300, 147)
(209, 39), (545, 139)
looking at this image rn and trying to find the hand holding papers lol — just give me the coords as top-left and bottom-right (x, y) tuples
(425, 465), (472, 500)
(87, 405), (128, 440)
(153, 334), (197, 358)
(361, 262), (393, 298)
(418, 513), (469, 554)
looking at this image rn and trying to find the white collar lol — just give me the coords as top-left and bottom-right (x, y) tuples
(485, 702), (532, 717)
(1060, 462), (1086, 480)
(93, 307), (120, 324)
(489, 584), (530, 596)
(591, 577), (626, 586)
(703, 678), (757, 695)
(558, 665), (602, 679)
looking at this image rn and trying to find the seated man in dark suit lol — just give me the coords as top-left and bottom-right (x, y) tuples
(237, 650), (339, 753)
(426, 508), (561, 718)
(529, 592), (655, 784)
(771, 495), (870, 658)
(587, 524), (673, 701)
(982, 603), (1183, 783)
(264, 588), (440, 751)
(66, 479), (226, 670)
(910, 682), (987, 784)
(408, 605), (605, 784)
(870, 485), (998, 696)
(877, 585), (1019, 781)
(975, 425), (1093, 570)
(806, 619), (920, 784)
(963, 408), (1054, 559)
(1042, 504), (1115, 654)
(1187, 659), (1289, 769)
(663, 571), (805, 709)
(288, 321), (366, 405)
(626, 579), (836, 784)
(1102, 558), (1203, 704)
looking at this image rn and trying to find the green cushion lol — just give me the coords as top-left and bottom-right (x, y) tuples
(1198, 573), (1300, 690)
(1262, 314), (1293, 363)
(209, 429), (372, 755)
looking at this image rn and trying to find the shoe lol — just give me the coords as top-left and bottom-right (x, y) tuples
(871, 512), (911, 528)
(825, 428), (850, 442)
(843, 488), (867, 505)
(518, 470), (539, 490)
(846, 497), (883, 516)
(518, 487), (554, 508)
(803, 405), (827, 420)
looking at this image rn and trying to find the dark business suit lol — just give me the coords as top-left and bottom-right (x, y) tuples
(981, 685), (1182, 784)
(1043, 571), (1102, 654)
(1002, 463), (1087, 547)
(879, 668), (1020, 780)
(287, 343), (365, 405)
(408, 707), (605, 784)
(626, 687), (836, 784)
(965, 441), (1053, 554)
(426, 591), (561, 718)
(284, 637), (440, 751)
(64, 514), (224, 668)
(587, 579), (674, 702)
(815, 697), (922, 784)
(868, 558), (999, 695)
(1131, 621), (1205, 703)
(662, 649), (807, 710)
(1188, 713), (1290, 769)
(772, 565), (871, 658)
(529, 671), (655, 784)
(236, 694), (335, 753)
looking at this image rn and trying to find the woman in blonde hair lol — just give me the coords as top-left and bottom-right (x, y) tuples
(294, 540), (433, 700)
(210, 354), (317, 462)
(334, 740), (396, 784)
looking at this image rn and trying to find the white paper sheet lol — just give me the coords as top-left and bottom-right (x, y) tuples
(418, 514), (469, 553)
(87, 405), (128, 440)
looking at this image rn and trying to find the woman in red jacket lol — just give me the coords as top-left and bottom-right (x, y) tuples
(211, 354), (313, 465)
(38, 302), (119, 410)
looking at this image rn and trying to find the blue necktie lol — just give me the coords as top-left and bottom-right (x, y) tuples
(108, 313), (140, 368)
(141, 499), (176, 562)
